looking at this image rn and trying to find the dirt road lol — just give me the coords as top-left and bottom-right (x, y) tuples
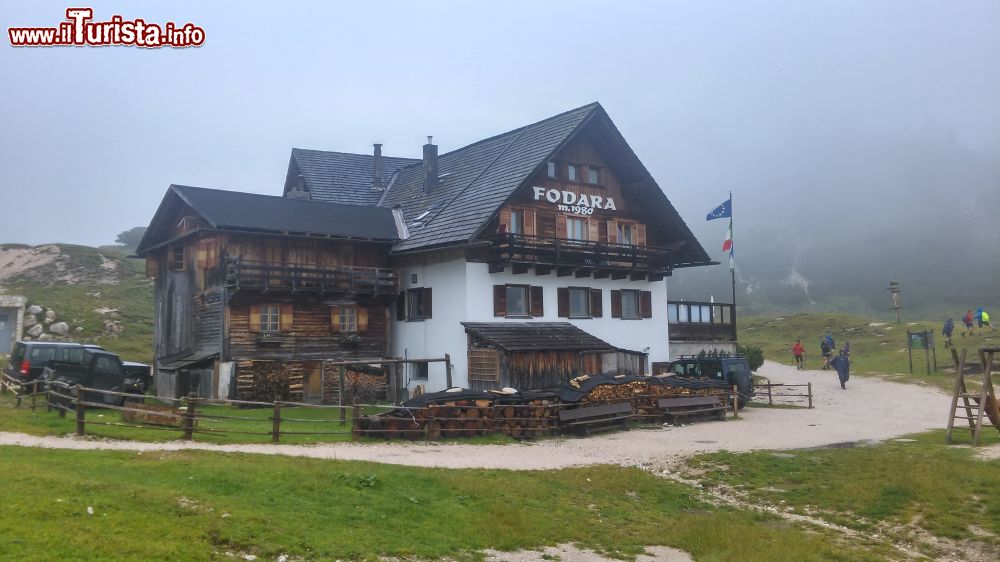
(0, 361), (949, 469)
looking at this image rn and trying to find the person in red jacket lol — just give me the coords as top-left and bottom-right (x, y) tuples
(792, 339), (805, 370)
(961, 309), (975, 336)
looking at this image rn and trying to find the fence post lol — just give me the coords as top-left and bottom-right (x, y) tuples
(351, 399), (362, 441)
(731, 384), (739, 419)
(75, 385), (85, 436)
(767, 383), (773, 406)
(272, 401), (282, 444)
(47, 383), (52, 413)
(807, 382), (813, 409)
(30, 381), (37, 412)
(445, 354), (453, 388)
(183, 392), (196, 441)
(58, 385), (66, 418)
(338, 366), (347, 426)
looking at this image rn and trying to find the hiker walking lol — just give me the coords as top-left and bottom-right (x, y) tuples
(820, 334), (834, 369)
(829, 349), (851, 390)
(962, 309), (975, 336)
(975, 307), (985, 330)
(792, 339), (805, 370)
(942, 318), (954, 348)
(983, 310), (996, 331)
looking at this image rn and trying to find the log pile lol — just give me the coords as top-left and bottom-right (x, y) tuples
(354, 398), (494, 439)
(579, 379), (728, 421)
(492, 399), (558, 437)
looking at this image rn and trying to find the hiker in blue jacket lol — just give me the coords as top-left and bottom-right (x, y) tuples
(830, 350), (850, 390)
(942, 318), (954, 348)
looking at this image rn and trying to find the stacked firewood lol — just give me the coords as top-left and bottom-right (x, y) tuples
(492, 399), (558, 437)
(354, 399), (494, 439)
(581, 381), (727, 420)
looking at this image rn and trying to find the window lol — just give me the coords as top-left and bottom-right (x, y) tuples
(399, 288), (432, 321)
(621, 290), (640, 319)
(170, 246), (185, 270)
(611, 290), (653, 319)
(509, 209), (523, 235)
(506, 285), (529, 316)
(558, 287), (601, 318)
(494, 284), (543, 317)
(617, 223), (633, 245)
(567, 164), (578, 182)
(566, 217), (587, 241)
(569, 287), (589, 317)
(546, 161), (557, 178)
(260, 305), (280, 332)
(339, 306), (357, 332)
(587, 167), (600, 185)
(412, 362), (429, 380)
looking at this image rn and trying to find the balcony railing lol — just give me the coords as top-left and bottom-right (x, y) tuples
(668, 301), (736, 342)
(490, 234), (673, 274)
(225, 260), (398, 296)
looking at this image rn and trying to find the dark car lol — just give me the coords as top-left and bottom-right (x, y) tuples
(4, 341), (103, 384)
(42, 348), (150, 405)
(667, 355), (755, 408)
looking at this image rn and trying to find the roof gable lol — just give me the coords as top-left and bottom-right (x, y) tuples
(287, 149), (418, 207)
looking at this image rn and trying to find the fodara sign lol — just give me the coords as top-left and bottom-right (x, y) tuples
(532, 186), (617, 216)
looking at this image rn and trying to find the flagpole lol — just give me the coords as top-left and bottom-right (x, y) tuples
(730, 191), (736, 333)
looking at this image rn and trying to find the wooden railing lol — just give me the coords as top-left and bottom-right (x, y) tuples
(225, 260), (398, 296)
(490, 234), (673, 273)
(668, 301), (737, 342)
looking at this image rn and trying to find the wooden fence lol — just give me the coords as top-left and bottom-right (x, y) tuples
(752, 382), (813, 408)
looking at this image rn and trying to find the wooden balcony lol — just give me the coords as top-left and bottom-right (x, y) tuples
(668, 301), (736, 342)
(225, 260), (398, 296)
(489, 234), (672, 280)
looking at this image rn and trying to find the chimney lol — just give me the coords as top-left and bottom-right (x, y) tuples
(422, 136), (438, 194)
(371, 143), (383, 191)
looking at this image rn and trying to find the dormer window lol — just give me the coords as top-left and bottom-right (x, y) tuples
(587, 167), (600, 185)
(567, 164), (578, 182)
(546, 161), (557, 178)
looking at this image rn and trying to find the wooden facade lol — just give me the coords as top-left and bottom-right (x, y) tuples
(145, 200), (397, 400)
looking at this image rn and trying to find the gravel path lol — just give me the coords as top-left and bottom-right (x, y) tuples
(0, 361), (950, 469)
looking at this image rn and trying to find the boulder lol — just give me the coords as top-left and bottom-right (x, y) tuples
(26, 324), (43, 338)
(27, 305), (43, 315)
(23, 315), (37, 328)
(44, 310), (56, 324)
(37, 333), (53, 341)
(49, 322), (70, 336)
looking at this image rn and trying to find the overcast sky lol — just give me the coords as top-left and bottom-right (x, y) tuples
(2, 0), (998, 261)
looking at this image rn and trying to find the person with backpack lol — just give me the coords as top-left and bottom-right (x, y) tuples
(962, 309), (975, 336)
(983, 310), (996, 331)
(820, 336), (833, 370)
(975, 307), (985, 329)
(830, 349), (851, 390)
(942, 318), (954, 348)
(791, 339), (805, 370)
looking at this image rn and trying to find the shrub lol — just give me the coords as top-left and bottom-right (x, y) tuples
(738, 343), (764, 372)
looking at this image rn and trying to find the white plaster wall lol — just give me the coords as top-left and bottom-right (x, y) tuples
(390, 258), (470, 392)
(465, 263), (670, 367)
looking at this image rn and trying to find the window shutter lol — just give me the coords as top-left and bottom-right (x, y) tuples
(396, 292), (407, 321)
(635, 224), (647, 246)
(280, 304), (294, 331)
(493, 285), (506, 317)
(249, 304), (261, 332)
(196, 239), (209, 269)
(523, 209), (536, 236)
(590, 289), (603, 318)
(530, 286), (544, 317)
(640, 291), (653, 318)
(357, 307), (369, 332)
(330, 306), (341, 333)
(499, 207), (511, 234)
(422, 288), (432, 318)
(607, 221), (618, 244)
(556, 215), (567, 239)
(557, 288), (569, 318)
(611, 290), (622, 319)
(587, 219), (598, 242)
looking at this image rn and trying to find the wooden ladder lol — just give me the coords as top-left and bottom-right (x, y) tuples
(946, 348), (1000, 446)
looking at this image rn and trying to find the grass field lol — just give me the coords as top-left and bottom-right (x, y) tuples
(688, 430), (1000, 555)
(738, 313), (1000, 392)
(0, 446), (895, 562)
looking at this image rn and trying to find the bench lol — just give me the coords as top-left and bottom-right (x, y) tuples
(558, 402), (632, 436)
(657, 396), (726, 423)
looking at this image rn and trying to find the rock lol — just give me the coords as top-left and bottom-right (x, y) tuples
(44, 310), (56, 324)
(37, 333), (53, 341)
(49, 322), (70, 336)
(27, 305), (42, 315)
(26, 324), (43, 337)
(75, 326), (83, 332)
(23, 315), (37, 328)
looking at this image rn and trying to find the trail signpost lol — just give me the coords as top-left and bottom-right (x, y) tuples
(907, 330), (936, 374)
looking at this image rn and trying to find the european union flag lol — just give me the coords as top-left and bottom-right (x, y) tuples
(706, 197), (732, 221)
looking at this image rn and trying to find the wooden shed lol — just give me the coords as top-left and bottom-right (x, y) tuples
(462, 322), (647, 392)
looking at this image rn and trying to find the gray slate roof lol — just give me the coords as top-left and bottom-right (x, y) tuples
(138, 185), (398, 254)
(462, 322), (615, 352)
(287, 149), (418, 207)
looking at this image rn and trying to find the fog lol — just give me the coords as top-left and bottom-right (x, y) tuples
(1, 1), (997, 315)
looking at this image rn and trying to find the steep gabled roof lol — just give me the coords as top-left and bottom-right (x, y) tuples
(136, 184), (398, 255)
(462, 322), (615, 352)
(285, 149), (418, 207)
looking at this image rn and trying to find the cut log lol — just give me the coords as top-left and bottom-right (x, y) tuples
(425, 420), (442, 440)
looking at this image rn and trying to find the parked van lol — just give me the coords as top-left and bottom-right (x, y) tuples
(3, 341), (101, 383)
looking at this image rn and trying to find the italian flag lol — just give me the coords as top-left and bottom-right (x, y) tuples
(722, 219), (734, 269)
